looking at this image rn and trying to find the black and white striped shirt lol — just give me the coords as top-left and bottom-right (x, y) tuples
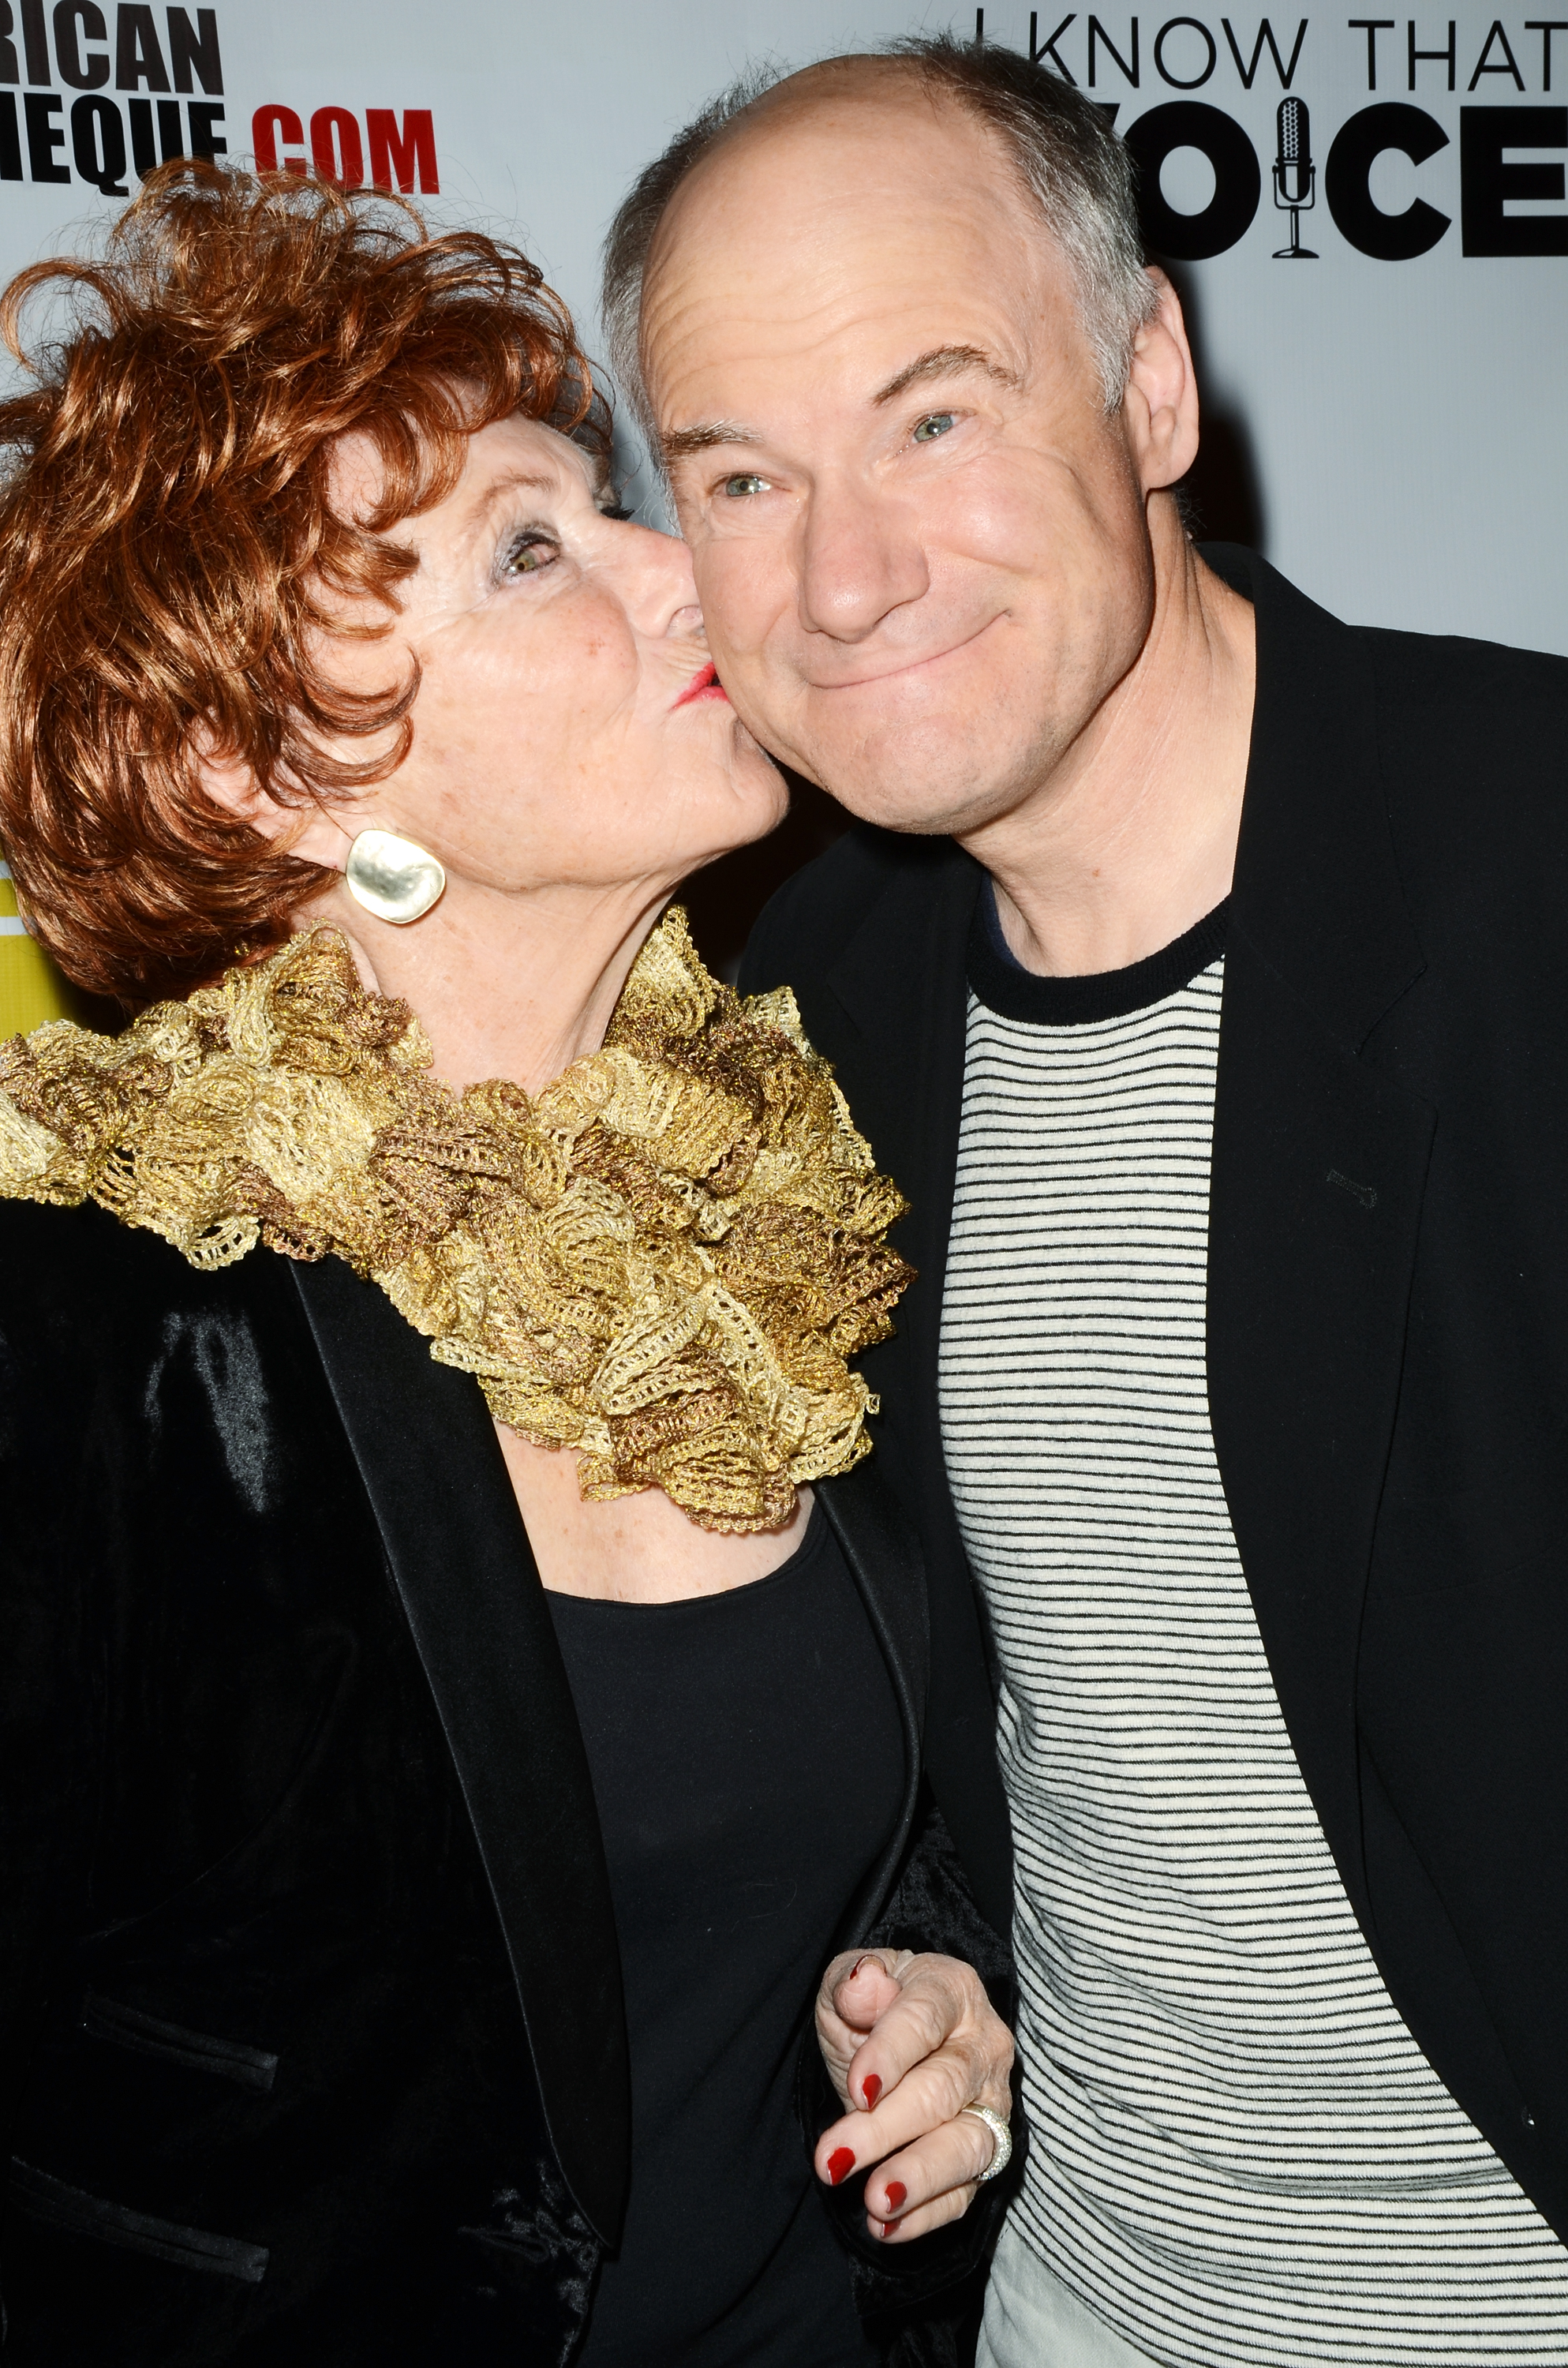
(938, 894), (1568, 2366)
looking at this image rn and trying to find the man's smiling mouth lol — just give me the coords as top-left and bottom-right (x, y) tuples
(806, 615), (1005, 693)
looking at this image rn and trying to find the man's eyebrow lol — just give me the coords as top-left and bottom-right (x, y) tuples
(656, 349), (1016, 462)
(872, 345), (1022, 406)
(660, 420), (764, 462)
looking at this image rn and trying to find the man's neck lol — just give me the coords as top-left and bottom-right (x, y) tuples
(964, 514), (1256, 979)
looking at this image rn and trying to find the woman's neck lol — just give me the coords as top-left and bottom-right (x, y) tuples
(296, 873), (678, 1094)
(294, 862), (818, 1599)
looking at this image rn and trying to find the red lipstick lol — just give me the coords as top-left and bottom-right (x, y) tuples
(674, 660), (730, 708)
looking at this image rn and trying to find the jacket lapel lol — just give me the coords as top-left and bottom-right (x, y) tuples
(818, 1461), (928, 1943)
(290, 1256), (630, 2246)
(1207, 549), (1434, 1924)
(822, 842), (979, 1568)
(819, 845), (1017, 1925)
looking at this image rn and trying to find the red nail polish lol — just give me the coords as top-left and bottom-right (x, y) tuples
(862, 2074), (881, 2109)
(827, 2147), (855, 2186)
(885, 2182), (907, 2211)
(879, 2220), (898, 2240)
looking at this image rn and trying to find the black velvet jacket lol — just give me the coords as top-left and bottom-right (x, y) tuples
(739, 546), (1568, 2247)
(0, 1197), (1014, 2365)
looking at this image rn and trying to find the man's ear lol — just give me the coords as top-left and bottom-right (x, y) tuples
(197, 738), (353, 871)
(1121, 267), (1199, 494)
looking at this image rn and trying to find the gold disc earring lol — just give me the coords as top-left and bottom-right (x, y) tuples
(343, 830), (446, 926)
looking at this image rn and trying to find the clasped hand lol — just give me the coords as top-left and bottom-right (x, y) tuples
(813, 1949), (1014, 2242)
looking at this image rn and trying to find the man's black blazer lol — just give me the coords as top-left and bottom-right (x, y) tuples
(739, 545), (1568, 2246)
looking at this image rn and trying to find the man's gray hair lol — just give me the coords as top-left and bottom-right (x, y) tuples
(601, 34), (1157, 442)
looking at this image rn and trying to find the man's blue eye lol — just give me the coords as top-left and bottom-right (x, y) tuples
(723, 474), (770, 497)
(912, 413), (956, 444)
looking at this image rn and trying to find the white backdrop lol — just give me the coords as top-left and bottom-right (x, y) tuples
(0, 2), (1559, 647)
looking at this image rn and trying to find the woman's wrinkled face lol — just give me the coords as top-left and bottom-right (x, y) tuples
(322, 413), (786, 897)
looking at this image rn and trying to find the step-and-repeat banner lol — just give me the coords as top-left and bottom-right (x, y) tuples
(0, 2), (1559, 1015)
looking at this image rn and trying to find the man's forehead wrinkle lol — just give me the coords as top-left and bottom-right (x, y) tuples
(648, 164), (1048, 380)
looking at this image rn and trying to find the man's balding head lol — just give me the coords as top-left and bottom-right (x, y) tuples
(608, 39), (1202, 840)
(604, 39), (1154, 436)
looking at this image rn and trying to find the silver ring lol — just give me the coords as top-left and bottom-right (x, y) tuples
(961, 2104), (1012, 2183)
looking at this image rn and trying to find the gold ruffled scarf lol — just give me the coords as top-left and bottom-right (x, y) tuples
(0, 909), (911, 1531)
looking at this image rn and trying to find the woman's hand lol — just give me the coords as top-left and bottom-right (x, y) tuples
(813, 1948), (1014, 2242)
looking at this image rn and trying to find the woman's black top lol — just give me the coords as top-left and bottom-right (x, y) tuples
(547, 1504), (904, 2367)
(1, 1212), (1012, 2366)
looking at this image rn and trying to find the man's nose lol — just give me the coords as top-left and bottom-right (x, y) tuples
(796, 481), (930, 645)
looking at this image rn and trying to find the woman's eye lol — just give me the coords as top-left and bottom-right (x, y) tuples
(500, 534), (557, 580)
(721, 473), (772, 499)
(911, 412), (957, 445)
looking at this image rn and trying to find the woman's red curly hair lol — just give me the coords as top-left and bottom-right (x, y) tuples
(0, 159), (604, 1006)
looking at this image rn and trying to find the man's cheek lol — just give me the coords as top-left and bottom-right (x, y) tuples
(698, 550), (789, 670)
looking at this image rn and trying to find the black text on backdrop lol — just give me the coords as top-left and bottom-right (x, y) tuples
(0, 2), (436, 195)
(984, 12), (1568, 257)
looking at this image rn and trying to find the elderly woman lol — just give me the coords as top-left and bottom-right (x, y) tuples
(0, 165), (1015, 2366)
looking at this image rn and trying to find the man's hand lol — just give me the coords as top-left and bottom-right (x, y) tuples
(813, 1948), (1014, 2242)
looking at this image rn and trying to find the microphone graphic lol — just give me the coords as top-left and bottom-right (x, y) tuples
(1272, 96), (1319, 260)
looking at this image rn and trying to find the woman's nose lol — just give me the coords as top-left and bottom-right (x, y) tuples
(619, 519), (702, 638)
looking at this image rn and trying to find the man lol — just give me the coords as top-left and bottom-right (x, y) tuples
(604, 34), (1568, 2368)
